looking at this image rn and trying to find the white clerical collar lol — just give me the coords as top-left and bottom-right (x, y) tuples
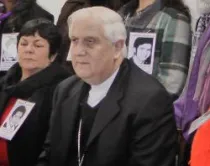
(87, 68), (119, 107)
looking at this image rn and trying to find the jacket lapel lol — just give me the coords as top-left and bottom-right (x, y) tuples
(86, 60), (130, 147)
(86, 88), (123, 147)
(59, 80), (85, 156)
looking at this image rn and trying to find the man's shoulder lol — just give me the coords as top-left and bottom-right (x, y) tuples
(126, 60), (172, 115)
(52, 75), (83, 102)
(57, 75), (81, 90)
(128, 59), (169, 97)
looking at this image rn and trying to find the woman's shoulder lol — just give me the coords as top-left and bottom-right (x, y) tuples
(24, 63), (70, 95)
(160, 7), (190, 23)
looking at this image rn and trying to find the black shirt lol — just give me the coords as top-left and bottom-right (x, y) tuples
(68, 84), (103, 166)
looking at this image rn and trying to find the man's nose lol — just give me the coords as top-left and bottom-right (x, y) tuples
(73, 43), (86, 56)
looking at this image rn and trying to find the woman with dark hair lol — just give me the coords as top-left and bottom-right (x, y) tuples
(0, 0), (54, 78)
(0, 18), (69, 166)
(119, 0), (191, 99)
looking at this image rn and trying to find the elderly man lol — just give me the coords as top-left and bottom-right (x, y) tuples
(37, 7), (177, 166)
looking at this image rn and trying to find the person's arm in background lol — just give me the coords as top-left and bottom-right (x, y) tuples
(56, 0), (90, 65)
(57, 0), (89, 27)
(157, 9), (191, 99)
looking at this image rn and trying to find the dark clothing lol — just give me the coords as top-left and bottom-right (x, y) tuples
(80, 100), (99, 155)
(1, 3), (54, 34)
(37, 59), (177, 166)
(0, 62), (69, 166)
(0, 3), (54, 78)
(68, 94), (100, 166)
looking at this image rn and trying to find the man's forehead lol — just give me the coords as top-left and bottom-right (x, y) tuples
(71, 18), (105, 38)
(71, 16), (101, 28)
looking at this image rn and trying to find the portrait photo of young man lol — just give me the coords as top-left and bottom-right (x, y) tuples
(132, 37), (153, 65)
(3, 105), (26, 132)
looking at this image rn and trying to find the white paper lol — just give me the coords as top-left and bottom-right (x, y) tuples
(188, 111), (210, 134)
(0, 99), (35, 140)
(0, 33), (18, 71)
(128, 32), (156, 74)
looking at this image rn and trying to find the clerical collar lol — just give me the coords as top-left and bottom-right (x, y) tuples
(87, 68), (119, 107)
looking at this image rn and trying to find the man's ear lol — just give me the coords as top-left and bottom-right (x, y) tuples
(114, 39), (125, 59)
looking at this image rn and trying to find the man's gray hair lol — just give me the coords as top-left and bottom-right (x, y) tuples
(67, 6), (127, 57)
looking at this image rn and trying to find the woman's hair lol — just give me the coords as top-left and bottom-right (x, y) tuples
(17, 18), (62, 57)
(90, 0), (130, 11)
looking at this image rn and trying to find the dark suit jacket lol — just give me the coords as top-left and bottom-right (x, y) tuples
(37, 59), (177, 166)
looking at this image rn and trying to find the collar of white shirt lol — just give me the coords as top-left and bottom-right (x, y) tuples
(87, 68), (119, 107)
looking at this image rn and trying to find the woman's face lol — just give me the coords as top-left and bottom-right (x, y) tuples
(18, 33), (55, 74)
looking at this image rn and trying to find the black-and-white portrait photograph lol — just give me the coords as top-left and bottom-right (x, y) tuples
(128, 32), (156, 74)
(0, 33), (18, 71)
(3, 105), (26, 131)
(0, 99), (35, 140)
(133, 37), (153, 65)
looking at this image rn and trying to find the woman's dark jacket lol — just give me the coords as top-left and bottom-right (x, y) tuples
(0, 62), (69, 166)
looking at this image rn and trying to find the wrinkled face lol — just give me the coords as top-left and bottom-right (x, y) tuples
(10, 111), (23, 126)
(69, 17), (119, 85)
(136, 43), (152, 61)
(18, 33), (54, 74)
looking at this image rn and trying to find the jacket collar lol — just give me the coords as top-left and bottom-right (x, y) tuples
(1, 62), (69, 98)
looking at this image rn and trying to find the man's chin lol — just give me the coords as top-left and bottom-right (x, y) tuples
(77, 72), (91, 80)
